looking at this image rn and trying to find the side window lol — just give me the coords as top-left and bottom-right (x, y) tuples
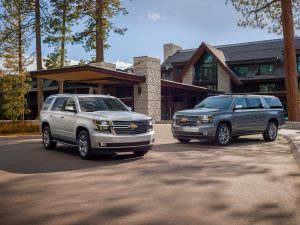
(42, 98), (53, 111)
(264, 97), (283, 109)
(246, 97), (263, 109)
(234, 98), (247, 109)
(51, 97), (67, 111)
(63, 97), (76, 111)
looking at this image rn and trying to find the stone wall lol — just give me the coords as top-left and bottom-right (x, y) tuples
(133, 56), (161, 122)
(182, 66), (194, 85)
(217, 64), (231, 93)
(164, 43), (182, 61)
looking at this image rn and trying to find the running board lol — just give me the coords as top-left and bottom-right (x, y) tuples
(53, 139), (77, 147)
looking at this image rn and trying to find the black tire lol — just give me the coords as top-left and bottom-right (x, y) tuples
(42, 126), (57, 150)
(215, 123), (231, 146)
(133, 146), (151, 157)
(177, 138), (191, 143)
(263, 121), (278, 141)
(77, 130), (93, 160)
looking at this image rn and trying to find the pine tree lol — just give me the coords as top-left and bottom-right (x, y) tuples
(74, 0), (128, 62)
(0, 0), (35, 74)
(43, 0), (79, 68)
(226, 0), (300, 121)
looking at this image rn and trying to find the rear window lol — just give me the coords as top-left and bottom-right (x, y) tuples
(42, 98), (53, 111)
(264, 97), (283, 109)
(245, 97), (263, 109)
(51, 97), (67, 111)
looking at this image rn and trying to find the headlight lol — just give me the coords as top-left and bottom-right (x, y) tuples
(92, 120), (111, 133)
(148, 119), (153, 132)
(198, 115), (214, 124)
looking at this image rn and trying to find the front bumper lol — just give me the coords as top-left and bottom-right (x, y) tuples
(90, 130), (155, 150)
(172, 124), (216, 139)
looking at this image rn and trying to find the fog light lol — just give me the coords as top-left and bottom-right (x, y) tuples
(203, 132), (209, 136)
(99, 143), (108, 147)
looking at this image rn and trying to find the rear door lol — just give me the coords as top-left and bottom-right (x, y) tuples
(245, 97), (266, 132)
(58, 97), (77, 143)
(49, 97), (68, 139)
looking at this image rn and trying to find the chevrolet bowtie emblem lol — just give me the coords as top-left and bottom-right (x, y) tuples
(180, 118), (188, 123)
(128, 124), (138, 129)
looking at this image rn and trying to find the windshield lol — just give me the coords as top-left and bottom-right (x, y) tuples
(78, 97), (129, 112)
(195, 96), (234, 110)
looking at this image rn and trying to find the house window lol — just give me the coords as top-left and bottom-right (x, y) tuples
(194, 53), (217, 81)
(258, 63), (275, 75)
(232, 65), (249, 77)
(297, 55), (300, 74)
(259, 83), (276, 92)
(116, 87), (133, 98)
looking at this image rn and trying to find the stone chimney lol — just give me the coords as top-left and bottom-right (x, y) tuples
(163, 43), (182, 61)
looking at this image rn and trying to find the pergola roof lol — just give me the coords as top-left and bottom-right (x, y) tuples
(29, 64), (145, 85)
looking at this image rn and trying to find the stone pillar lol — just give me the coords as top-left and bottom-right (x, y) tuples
(217, 64), (231, 93)
(133, 56), (161, 122)
(164, 43), (182, 61)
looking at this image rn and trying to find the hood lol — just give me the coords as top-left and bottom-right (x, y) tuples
(79, 111), (151, 121)
(175, 108), (226, 116)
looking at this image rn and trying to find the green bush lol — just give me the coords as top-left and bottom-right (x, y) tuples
(0, 123), (40, 134)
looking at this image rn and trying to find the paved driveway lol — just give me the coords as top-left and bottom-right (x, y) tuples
(1, 125), (300, 225)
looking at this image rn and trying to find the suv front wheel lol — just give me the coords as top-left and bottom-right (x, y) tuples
(215, 123), (231, 146)
(263, 121), (278, 141)
(77, 130), (93, 160)
(42, 126), (57, 150)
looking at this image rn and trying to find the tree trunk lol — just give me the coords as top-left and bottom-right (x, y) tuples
(35, 0), (44, 115)
(96, 0), (104, 62)
(281, 0), (299, 121)
(61, 0), (67, 67)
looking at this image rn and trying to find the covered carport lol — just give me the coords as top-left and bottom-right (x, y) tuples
(30, 63), (146, 112)
(161, 80), (223, 120)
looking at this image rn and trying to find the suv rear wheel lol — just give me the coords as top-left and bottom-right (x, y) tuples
(77, 130), (93, 160)
(42, 126), (57, 150)
(177, 138), (191, 143)
(263, 121), (278, 141)
(215, 123), (231, 146)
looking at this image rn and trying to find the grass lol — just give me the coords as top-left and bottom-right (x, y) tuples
(0, 122), (40, 135)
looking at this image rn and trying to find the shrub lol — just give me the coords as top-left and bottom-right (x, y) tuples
(0, 122), (40, 134)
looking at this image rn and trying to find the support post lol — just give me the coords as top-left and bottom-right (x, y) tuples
(133, 56), (161, 122)
(59, 81), (64, 94)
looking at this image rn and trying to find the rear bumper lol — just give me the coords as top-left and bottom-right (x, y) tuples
(172, 124), (216, 139)
(90, 130), (155, 151)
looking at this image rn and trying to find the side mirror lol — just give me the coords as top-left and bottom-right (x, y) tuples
(233, 105), (243, 110)
(127, 106), (132, 111)
(65, 105), (76, 113)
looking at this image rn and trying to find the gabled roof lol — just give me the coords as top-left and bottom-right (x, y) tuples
(176, 42), (242, 85)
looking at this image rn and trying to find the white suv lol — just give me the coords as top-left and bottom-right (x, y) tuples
(39, 94), (154, 159)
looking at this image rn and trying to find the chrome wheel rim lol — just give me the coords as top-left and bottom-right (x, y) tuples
(79, 135), (88, 156)
(43, 129), (50, 147)
(219, 127), (230, 145)
(269, 124), (277, 140)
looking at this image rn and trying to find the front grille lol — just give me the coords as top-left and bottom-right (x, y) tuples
(112, 120), (148, 135)
(175, 116), (198, 127)
(106, 141), (150, 147)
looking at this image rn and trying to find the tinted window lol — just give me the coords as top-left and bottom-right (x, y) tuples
(234, 98), (247, 109)
(195, 96), (234, 110)
(78, 97), (128, 112)
(51, 97), (67, 111)
(42, 98), (53, 111)
(264, 97), (283, 109)
(63, 97), (76, 111)
(246, 97), (262, 109)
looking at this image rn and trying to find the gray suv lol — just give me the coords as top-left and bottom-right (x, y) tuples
(39, 94), (154, 159)
(172, 95), (285, 146)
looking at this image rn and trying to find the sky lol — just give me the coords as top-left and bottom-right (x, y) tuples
(2, 0), (300, 69)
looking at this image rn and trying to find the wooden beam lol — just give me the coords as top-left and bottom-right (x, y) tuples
(59, 81), (64, 94)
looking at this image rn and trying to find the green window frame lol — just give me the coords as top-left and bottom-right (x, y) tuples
(232, 65), (249, 77)
(258, 63), (275, 75)
(194, 53), (217, 81)
(259, 83), (276, 92)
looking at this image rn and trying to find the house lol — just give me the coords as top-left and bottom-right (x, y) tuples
(161, 38), (300, 113)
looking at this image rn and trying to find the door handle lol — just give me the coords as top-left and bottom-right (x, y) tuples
(60, 116), (64, 119)
(49, 115), (53, 118)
